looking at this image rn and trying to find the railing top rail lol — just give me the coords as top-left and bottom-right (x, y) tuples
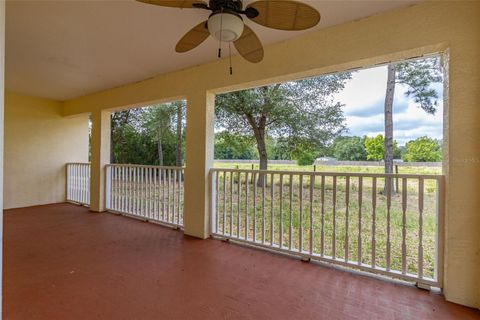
(107, 164), (185, 170)
(210, 168), (444, 180)
(66, 162), (91, 165)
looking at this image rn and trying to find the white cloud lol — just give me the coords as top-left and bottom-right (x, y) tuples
(336, 66), (444, 146)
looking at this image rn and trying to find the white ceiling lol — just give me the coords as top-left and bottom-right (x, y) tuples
(5, 0), (418, 101)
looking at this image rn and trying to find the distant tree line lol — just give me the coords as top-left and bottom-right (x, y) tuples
(331, 135), (442, 162)
(214, 133), (442, 163)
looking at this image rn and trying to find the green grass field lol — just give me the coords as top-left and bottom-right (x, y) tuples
(212, 163), (442, 280)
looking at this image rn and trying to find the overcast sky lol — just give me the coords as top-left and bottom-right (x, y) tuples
(333, 65), (444, 146)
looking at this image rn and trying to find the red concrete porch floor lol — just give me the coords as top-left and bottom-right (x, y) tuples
(3, 204), (480, 320)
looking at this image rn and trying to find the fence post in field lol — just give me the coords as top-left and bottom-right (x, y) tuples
(395, 165), (399, 193)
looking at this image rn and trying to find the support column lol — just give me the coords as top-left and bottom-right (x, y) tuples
(183, 90), (215, 239)
(90, 109), (111, 212)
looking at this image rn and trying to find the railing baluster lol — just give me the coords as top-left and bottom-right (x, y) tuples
(136, 167), (140, 217)
(215, 170), (219, 234)
(253, 172), (257, 242)
(223, 171), (227, 235)
(345, 176), (350, 262)
(289, 174), (293, 250)
(118, 167), (125, 212)
(151, 168), (155, 220)
(309, 175), (314, 255)
(87, 165), (91, 204)
(154, 168), (157, 220)
(418, 178), (424, 278)
(177, 169), (182, 225)
(145, 167), (149, 218)
(270, 173), (275, 246)
(132, 166), (136, 214)
(299, 174), (303, 252)
(168, 169), (172, 223)
(321, 175), (325, 257)
(386, 177), (392, 272)
(372, 177), (377, 268)
(114, 167), (120, 211)
(173, 169), (177, 224)
(144, 167), (148, 218)
(230, 171), (234, 236)
(73, 164), (78, 203)
(117, 167), (123, 211)
(150, 168), (153, 219)
(237, 171), (241, 238)
(82, 165), (85, 203)
(279, 174), (284, 248)
(143, 167), (146, 217)
(141, 167), (145, 218)
(79, 165), (83, 203)
(145, 168), (149, 219)
(180, 169), (185, 226)
(261, 173), (266, 244)
(108, 166), (113, 210)
(66, 165), (70, 201)
(79, 165), (83, 204)
(358, 176), (363, 265)
(80, 165), (84, 204)
(125, 167), (129, 213)
(245, 172), (249, 240)
(402, 177), (408, 275)
(332, 176), (337, 259)
(161, 169), (165, 221)
(130, 167), (133, 214)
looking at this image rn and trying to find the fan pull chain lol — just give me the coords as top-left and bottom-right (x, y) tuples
(218, 10), (223, 58)
(229, 42), (233, 75)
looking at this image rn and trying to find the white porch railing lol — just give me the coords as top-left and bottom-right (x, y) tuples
(106, 164), (185, 228)
(210, 168), (445, 288)
(66, 163), (91, 206)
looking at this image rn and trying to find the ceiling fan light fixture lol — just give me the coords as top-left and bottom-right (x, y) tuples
(208, 12), (244, 42)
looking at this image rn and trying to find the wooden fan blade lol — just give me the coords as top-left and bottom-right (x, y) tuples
(234, 25), (264, 63)
(246, 0), (320, 31)
(175, 21), (210, 53)
(136, 0), (207, 9)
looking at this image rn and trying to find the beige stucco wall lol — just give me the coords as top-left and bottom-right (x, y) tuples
(0, 1), (5, 316)
(62, 1), (479, 308)
(4, 92), (89, 209)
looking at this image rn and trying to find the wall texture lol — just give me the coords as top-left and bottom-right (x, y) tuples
(62, 1), (479, 308)
(4, 92), (88, 209)
(0, 1), (5, 316)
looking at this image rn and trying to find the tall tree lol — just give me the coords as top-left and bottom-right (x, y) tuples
(111, 109), (142, 163)
(216, 74), (351, 184)
(383, 57), (442, 190)
(175, 101), (184, 167)
(384, 64), (396, 178)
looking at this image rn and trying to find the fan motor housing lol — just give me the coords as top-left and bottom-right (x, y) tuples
(209, 0), (243, 12)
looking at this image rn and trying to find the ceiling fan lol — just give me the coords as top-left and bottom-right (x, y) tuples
(137, 0), (321, 65)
